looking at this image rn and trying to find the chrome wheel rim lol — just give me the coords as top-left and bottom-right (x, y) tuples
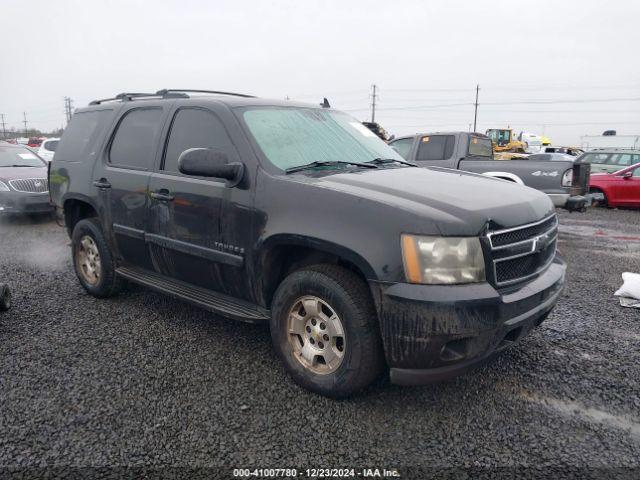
(76, 235), (101, 285)
(287, 295), (346, 375)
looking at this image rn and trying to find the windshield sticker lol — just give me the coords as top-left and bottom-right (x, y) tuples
(18, 153), (38, 160)
(349, 122), (376, 137)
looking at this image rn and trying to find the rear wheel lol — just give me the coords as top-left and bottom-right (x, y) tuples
(72, 218), (122, 298)
(270, 265), (384, 398)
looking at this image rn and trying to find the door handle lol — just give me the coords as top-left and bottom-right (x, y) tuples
(93, 179), (111, 189)
(150, 190), (175, 202)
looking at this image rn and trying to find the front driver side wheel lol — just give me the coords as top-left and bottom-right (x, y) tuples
(270, 265), (384, 398)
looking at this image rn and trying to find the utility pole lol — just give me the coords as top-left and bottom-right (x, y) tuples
(64, 97), (74, 124)
(370, 84), (378, 123)
(473, 84), (479, 132)
(22, 112), (28, 136)
(0, 114), (6, 139)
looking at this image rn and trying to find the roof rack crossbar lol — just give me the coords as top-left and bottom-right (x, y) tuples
(156, 89), (256, 98)
(89, 92), (160, 105)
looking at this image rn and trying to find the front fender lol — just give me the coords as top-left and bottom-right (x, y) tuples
(257, 234), (377, 280)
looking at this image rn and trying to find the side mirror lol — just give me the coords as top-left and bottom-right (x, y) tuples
(622, 171), (633, 179)
(178, 148), (244, 187)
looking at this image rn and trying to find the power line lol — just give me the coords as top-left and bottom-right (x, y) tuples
(384, 120), (640, 128)
(482, 97), (640, 106)
(349, 97), (640, 112)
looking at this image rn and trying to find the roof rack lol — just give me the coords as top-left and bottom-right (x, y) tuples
(155, 89), (256, 98)
(89, 92), (177, 105)
(89, 89), (255, 105)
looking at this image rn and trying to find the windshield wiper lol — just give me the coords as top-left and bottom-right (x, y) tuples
(367, 157), (418, 167)
(285, 160), (379, 174)
(3, 165), (34, 167)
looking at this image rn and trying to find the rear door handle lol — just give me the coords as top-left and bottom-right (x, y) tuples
(93, 179), (111, 189)
(150, 189), (175, 202)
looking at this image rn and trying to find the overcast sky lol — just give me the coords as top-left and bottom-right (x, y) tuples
(2, 0), (639, 144)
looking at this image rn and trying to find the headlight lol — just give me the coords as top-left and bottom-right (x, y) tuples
(401, 234), (485, 284)
(0, 180), (9, 192)
(561, 169), (573, 187)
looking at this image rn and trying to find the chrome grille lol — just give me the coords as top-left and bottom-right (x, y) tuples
(8, 178), (49, 193)
(487, 214), (558, 286)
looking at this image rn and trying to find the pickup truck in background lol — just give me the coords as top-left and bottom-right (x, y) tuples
(389, 132), (590, 211)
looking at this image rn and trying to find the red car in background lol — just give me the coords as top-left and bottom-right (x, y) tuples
(589, 162), (640, 207)
(27, 137), (43, 148)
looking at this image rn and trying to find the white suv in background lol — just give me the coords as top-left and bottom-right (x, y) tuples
(37, 137), (60, 162)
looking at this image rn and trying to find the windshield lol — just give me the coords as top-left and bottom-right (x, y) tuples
(0, 147), (46, 167)
(468, 137), (493, 157)
(241, 107), (403, 171)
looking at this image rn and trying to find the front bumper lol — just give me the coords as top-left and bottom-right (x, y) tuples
(0, 191), (53, 214)
(370, 256), (566, 386)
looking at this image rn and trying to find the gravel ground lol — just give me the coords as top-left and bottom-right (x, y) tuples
(0, 208), (639, 477)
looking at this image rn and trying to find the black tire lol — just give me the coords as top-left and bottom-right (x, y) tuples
(270, 265), (384, 398)
(71, 218), (122, 298)
(589, 188), (607, 207)
(0, 284), (11, 311)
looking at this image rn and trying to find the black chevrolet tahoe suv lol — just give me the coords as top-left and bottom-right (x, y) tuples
(50, 89), (566, 397)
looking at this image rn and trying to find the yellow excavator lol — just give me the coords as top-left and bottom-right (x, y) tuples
(486, 128), (527, 153)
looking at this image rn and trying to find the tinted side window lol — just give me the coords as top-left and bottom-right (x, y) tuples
(163, 108), (236, 173)
(55, 110), (112, 162)
(389, 138), (414, 160)
(417, 135), (454, 161)
(581, 153), (610, 164)
(109, 108), (163, 169)
(611, 153), (633, 166)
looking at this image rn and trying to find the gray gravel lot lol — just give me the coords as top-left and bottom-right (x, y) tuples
(0, 208), (639, 476)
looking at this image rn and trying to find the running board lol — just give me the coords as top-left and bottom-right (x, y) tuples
(116, 266), (269, 323)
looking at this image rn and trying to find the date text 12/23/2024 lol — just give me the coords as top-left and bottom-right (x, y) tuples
(233, 468), (401, 478)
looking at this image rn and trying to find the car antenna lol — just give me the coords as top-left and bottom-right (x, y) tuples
(320, 98), (330, 108)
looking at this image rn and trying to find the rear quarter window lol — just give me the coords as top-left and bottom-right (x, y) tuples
(416, 135), (455, 161)
(44, 140), (59, 152)
(109, 108), (164, 170)
(55, 110), (112, 162)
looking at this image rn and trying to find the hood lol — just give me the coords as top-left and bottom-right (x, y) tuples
(299, 166), (554, 235)
(0, 166), (48, 182)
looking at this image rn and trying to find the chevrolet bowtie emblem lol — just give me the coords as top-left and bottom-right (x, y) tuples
(532, 233), (551, 252)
